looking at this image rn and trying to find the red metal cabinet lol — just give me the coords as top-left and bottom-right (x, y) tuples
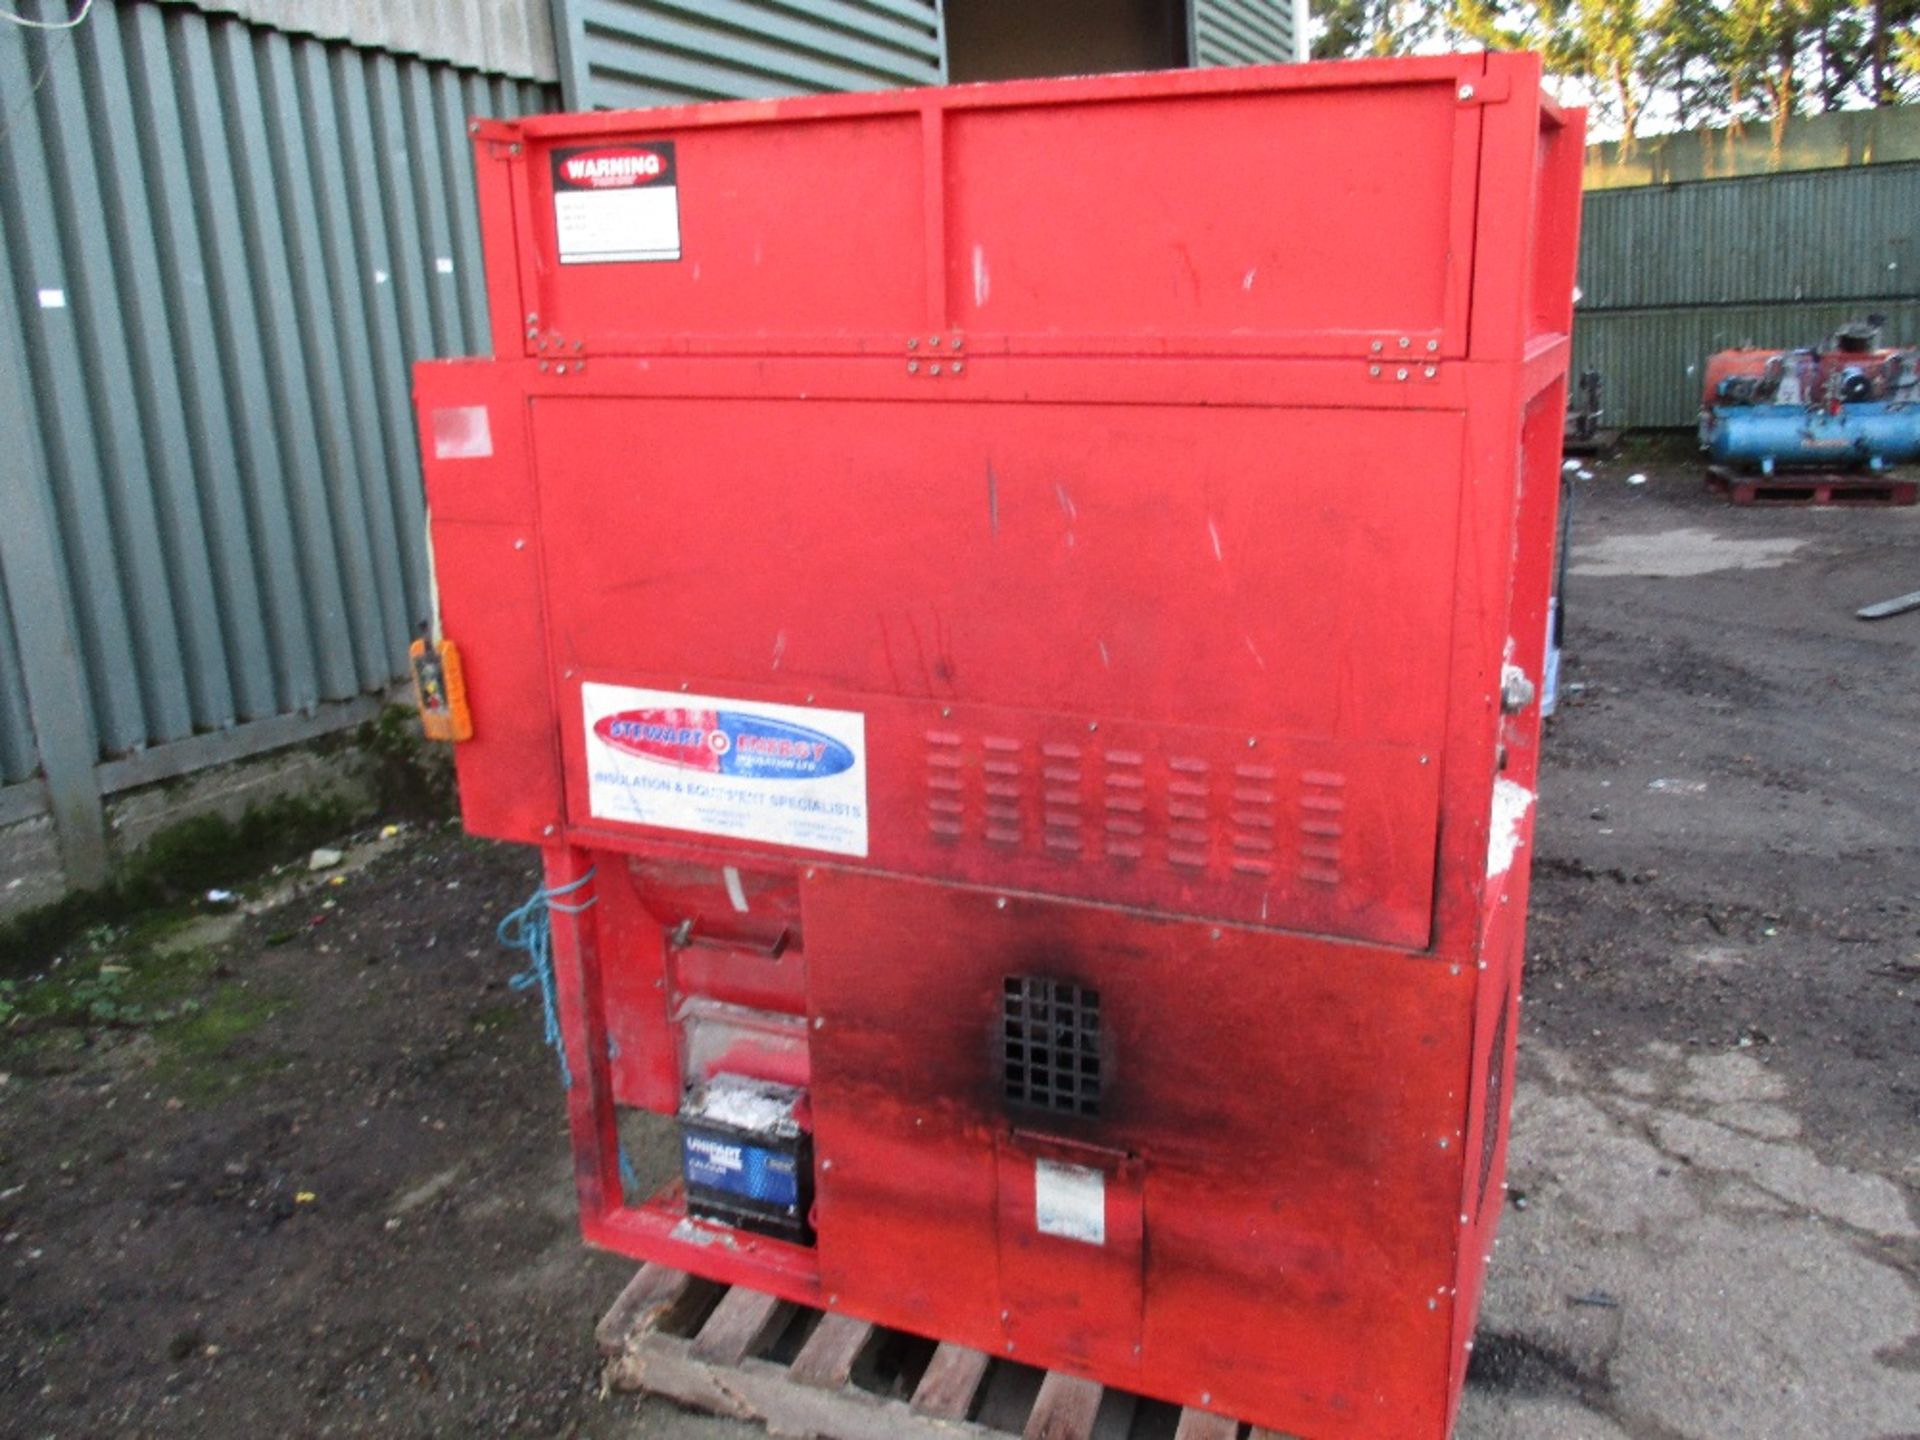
(416, 52), (1582, 1439)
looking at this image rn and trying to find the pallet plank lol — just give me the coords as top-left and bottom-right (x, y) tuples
(789, 1311), (876, 1390)
(1175, 1408), (1240, 1439)
(910, 1341), (992, 1419)
(595, 1263), (693, 1357)
(1024, 1372), (1103, 1440)
(689, 1285), (789, 1366)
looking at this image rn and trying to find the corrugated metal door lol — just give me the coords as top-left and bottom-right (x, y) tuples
(1189, 0), (1299, 66)
(550, 0), (946, 110)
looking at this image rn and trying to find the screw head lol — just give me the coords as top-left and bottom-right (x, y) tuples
(509, 142), (522, 156)
(1425, 366), (1438, 378)
(1397, 367), (1409, 380)
(952, 360), (964, 374)
(1370, 364), (1382, 377)
(995, 897), (1008, 910)
(821, 1159), (833, 1171)
(950, 336), (963, 351)
(929, 363), (942, 376)
(907, 337), (918, 349)
(927, 336), (941, 347)
(1399, 337), (1411, 349)
(907, 360), (919, 374)
(1459, 84), (1475, 100)
(1371, 340), (1383, 353)
(1427, 339), (1440, 352)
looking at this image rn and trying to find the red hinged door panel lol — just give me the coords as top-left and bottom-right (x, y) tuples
(533, 395), (1462, 949)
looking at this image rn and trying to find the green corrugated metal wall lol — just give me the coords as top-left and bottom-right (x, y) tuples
(0, 0), (553, 884)
(1189, 0), (1298, 67)
(550, 0), (947, 109)
(1573, 161), (1920, 429)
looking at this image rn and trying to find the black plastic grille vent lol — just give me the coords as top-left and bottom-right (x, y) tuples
(1002, 976), (1101, 1117)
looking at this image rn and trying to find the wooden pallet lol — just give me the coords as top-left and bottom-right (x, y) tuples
(599, 1264), (1294, 1440)
(1707, 466), (1918, 507)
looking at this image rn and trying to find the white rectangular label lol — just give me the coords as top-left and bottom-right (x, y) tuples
(583, 683), (867, 857)
(553, 141), (681, 264)
(1034, 1159), (1106, 1246)
(37, 288), (65, 309)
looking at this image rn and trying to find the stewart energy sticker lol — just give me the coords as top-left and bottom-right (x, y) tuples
(552, 141), (680, 264)
(583, 683), (868, 856)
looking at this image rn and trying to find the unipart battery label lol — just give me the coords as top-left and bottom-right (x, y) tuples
(583, 683), (868, 856)
(552, 142), (680, 263)
(681, 1134), (801, 1208)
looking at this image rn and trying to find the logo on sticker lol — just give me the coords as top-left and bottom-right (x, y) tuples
(555, 144), (675, 190)
(594, 708), (854, 781)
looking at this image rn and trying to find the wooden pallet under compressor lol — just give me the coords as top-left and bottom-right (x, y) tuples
(598, 1264), (1298, 1440)
(1706, 466), (1919, 507)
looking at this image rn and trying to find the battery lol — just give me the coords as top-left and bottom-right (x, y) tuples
(678, 1075), (813, 1245)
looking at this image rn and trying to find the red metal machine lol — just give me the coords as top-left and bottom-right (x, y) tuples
(416, 54), (1582, 1439)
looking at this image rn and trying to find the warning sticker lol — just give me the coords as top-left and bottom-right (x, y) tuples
(583, 683), (868, 856)
(1035, 1159), (1106, 1246)
(552, 142), (680, 264)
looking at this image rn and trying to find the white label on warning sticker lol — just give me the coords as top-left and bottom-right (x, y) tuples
(553, 141), (680, 264)
(1035, 1159), (1106, 1246)
(583, 683), (867, 856)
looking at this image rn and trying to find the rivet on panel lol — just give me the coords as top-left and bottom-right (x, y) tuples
(995, 897), (1008, 910)
(1006, 1342), (1016, 1353)
(679, 681), (689, 691)
(1399, 337), (1411, 349)
(1427, 339), (1440, 352)
(1397, 368), (1409, 380)
(469, 121), (481, 135)
(1419, 754), (1431, 764)
(1458, 84), (1475, 101)
(509, 142), (522, 155)
(1449, 964), (1460, 976)
(1370, 365), (1382, 377)
(1370, 340), (1383, 353)
(812, 1016), (825, 1030)
(907, 361), (920, 374)
(950, 336), (963, 351)
(805, 867), (817, 879)
(1428, 1298), (1438, 1310)
(1247, 736), (1258, 748)
(1201, 1393), (1212, 1406)
(829, 1293), (839, 1305)
(1087, 721), (1099, 732)
(927, 336), (941, 347)
(952, 361), (964, 374)
(941, 707), (952, 717)
(538, 360), (549, 373)
(821, 1159), (834, 1171)
(554, 363), (567, 375)
(514, 538), (526, 550)
(806, 693), (816, 703)
(1438, 1137), (1450, 1149)
(542, 824), (555, 836)
(526, 313), (539, 324)
(907, 337), (918, 350)
(930, 364), (942, 376)
(1425, 366), (1438, 379)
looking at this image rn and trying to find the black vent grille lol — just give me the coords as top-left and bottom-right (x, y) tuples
(1002, 976), (1101, 1117)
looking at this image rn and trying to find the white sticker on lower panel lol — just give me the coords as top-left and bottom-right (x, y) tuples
(583, 682), (868, 857)
(1035, 1158), (1106, 1246)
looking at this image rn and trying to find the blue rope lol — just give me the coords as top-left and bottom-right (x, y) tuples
(496, 868), (596, 1090)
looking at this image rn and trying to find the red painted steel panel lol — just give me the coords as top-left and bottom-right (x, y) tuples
(417, 52), (1583, 1440)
